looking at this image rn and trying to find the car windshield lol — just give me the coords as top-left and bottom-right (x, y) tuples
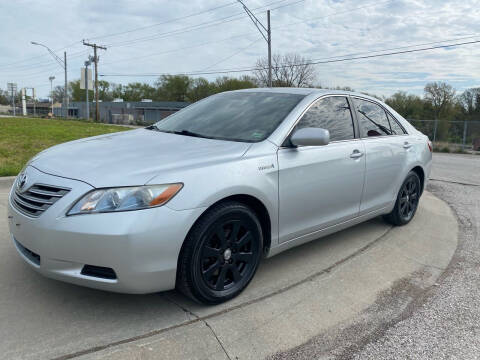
(152, 92), (305, 142)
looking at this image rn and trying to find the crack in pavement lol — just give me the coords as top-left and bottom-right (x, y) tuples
(165, 295), (200, 321)
(50, 226), (394, 360)
(167, 294), (232, 360)
(430, 178), (480, 187)
(204, 321), (233, 360)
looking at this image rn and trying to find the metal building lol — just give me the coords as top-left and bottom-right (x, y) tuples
(54, 100), (189, 124)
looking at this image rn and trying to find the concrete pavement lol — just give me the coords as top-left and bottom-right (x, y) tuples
(271, 153), (479, 359)
(0, 176), (457, 360)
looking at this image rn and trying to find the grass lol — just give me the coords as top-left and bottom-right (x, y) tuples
(0, 117), (130, 176)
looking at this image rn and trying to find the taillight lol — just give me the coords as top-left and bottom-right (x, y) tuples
(427, 140), (433, 152)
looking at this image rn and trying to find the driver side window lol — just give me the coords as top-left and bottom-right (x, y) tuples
(295, 96), (355, 142)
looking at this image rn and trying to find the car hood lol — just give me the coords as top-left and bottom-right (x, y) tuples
(30, 128), (251, 188)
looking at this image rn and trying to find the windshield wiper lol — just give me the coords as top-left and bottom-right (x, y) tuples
(171, 129), (210, 139)
(145, 124), (160, 131)
(147, 126), (212, 139)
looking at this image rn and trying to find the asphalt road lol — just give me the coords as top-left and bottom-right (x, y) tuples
(271, 153), (480, 359)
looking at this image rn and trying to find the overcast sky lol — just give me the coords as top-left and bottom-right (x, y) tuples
(1, 0), (479, 99)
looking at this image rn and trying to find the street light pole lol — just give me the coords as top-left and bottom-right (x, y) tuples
(31, 41), (68, 117)
(49, 76), (55, 116)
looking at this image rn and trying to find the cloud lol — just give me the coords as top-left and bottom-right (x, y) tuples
(1, 0), (479, 98)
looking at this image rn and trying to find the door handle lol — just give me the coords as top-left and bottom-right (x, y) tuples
(403, 142), (412, 149)
(350, 150), (364, 159)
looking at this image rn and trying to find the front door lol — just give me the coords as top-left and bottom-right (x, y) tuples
(278, 96), (366, 243)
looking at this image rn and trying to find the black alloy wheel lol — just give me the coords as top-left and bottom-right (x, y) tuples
(200, 219), (257, 291)
(177, 202), (263, 304)
(399, 175), (420, 221)
(384, 171), (421, 226)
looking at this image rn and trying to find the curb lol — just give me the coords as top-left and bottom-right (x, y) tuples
(0, 176), (15, 184)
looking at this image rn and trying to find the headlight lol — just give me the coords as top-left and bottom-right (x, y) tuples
(67, 183), (183, 215)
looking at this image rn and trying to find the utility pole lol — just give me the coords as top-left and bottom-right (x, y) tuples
(31, 42), (68, 117)
(237, 0), (272, 87)
(7, 83), (17, 116)
(462, 119), (468, 151)
(82, 40), (107, 122)
(64, 52), (68, 117)
(32, 88), (36, 117)
(49, 76), (55, 116)
(267, 10), (272, 87)
(83, 57), (93, 121)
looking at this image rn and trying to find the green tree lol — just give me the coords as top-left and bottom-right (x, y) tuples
(424, 82), (456, 119)
(424, 82), (457, 141)
(122, 82), (157, 101)
(70, 79), (94, 102)
(187, 77), (215, 102)
(214, 76), (257, 93)
(156, 75), (191, 101)
(0, 89), (10, 105)
(98, 80), (113, 101)
(385, 91), (426, 120)
(458, 87), (480, 120)
(51, 85), (66, 103)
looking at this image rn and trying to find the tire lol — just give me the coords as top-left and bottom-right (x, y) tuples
(384, 171), (422, 226)
(177, 201), (263, 304)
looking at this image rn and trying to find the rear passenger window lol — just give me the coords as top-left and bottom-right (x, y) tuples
(354, 98), (392, 137)
(295, 96), (355, 142)
(387, 112), (406, 135)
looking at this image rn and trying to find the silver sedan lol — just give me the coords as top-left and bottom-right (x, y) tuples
(7, 88), (432, 304)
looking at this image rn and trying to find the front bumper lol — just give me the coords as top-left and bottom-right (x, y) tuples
(7, 166), (205, 294)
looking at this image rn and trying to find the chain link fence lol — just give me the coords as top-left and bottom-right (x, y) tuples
(407, 119), (480, 153)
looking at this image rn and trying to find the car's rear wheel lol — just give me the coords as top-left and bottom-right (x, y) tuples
(177, 201), (263, 304)
(384, 171), (421, 226)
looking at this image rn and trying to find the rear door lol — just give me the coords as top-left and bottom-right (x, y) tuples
(351, 97), (410, 213)
(278, 95), (366, 243)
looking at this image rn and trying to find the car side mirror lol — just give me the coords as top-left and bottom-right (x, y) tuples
(290, 127), (330, 147)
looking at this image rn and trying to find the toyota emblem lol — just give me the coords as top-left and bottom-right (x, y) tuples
(17, 172), (28, 192)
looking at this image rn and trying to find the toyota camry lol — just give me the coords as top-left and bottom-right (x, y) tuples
(7, 88), (432, 304)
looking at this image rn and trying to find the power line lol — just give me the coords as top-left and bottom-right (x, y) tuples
(0, 1), (277, 70)
(0, 48), (89, 72)
(0, 0), (391, 73)
(0, 41), (84, 69)
(105, 0), (300, 48)
(296, 34), (480, 64)
(273, 0), (395, 31)
(99, 1), (404, 71)
(86, 1), (240, 41)
(200, 38), (263, 71)
(101, 33), (255, 66)
(99, 38), (480, 77)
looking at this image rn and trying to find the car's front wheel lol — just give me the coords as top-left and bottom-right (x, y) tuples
(177, 201), (263, 304)
(384, 171), (421, 226)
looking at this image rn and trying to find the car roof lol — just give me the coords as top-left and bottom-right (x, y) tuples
(232, 87), (381, 102)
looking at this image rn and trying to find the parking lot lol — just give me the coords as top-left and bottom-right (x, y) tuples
(0, 154), (470, 360)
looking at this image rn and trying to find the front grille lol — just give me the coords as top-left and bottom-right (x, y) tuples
(12, 183), (70, 217)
